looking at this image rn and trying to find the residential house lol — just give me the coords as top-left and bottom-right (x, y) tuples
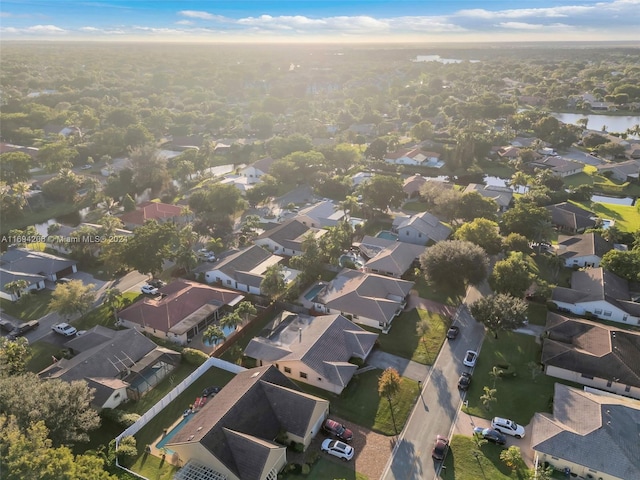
(219, 175), (254, 194)
(117, 279), (245, 344)
(166, 365), (329, 480)
(357, 235), (424, 278)
(204, 245), (299, 296)
(546, 202), (597, 233)
(239, 157), (275, 185)
(529, 156), (583, 178)
(497, 146), (520, 160)
(596, 159), (640, 183)
(551, 268), (640, 325)
(119, 201), (187, 229)
(295, 200), (345, 228)
(393, 211), (451, 246)
(348, 123), (377, 137)
(541, 312), (640, 400)
(403, 173), (428, 199)
(553, 233), (613, 268)
(0, 247), (77, 295)
(254, 218), (325, 257)
(39, 326), (181, 408)
(245, 312), (378, 394)
(510, 137), (546, 148)
(531, 383), (640, 480)
(0, 269), (45, 301)
(462, 184), (513, 212)
(384, 148), (443, 168)
(313, 269), (413, 333)
(351, 171), (373, 188)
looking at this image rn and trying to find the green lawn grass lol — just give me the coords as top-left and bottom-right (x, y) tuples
(0, 289), (53, 321)
(577, 201), (640, 232)
(477, 160), (515, 179)
(296, 369), (419, 436)
(412, 275), (465, 306)
(402, 201), (428, 212)
(462, 332), (556, 426)
(530, 253), (572, 288)
(282, 458), (368, 480)
(526, 302), (548, 326)
(73, 292), (141, 331)
(369, 308), (449, 365)
(129, 453), (178, 480)
(25, 340), (64, 373)
(441, 435), (524, 480)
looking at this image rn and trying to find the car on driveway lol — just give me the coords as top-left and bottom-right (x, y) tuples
(56, 277), (73, 285)
(321, 439), (354, 461)
(322, 418), (353, 442)
(446, 325), (460, 339)
(52, 323), (78, 337)
(463, 350), (478, 367)
(141, 284), (159, 295)
(147, 279), (166, 289)
(491, 417), (526, 439)
(473, 427), (507, 445)
(457, 372), (472, 391)
(7, 320), (39, 340)
(0, 318), (15, 333)
(431, 435), (449, 461)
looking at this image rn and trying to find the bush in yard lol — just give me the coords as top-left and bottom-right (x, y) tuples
(101, 408), (141, 428)
(301, 464), (311, 475)
(182, 347), (208, 365)
(115, 436), (138, 467)
(306, 451), (320, 465)
(290, 440), (304, 453)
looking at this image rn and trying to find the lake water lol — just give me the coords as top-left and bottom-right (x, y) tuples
(551, 113), (640, 137)
(34, 207), (90, 236)
(591, 194), (635, 206)
(413, 55), (480, 64)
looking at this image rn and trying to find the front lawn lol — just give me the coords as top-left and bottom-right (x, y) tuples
(73, 291), (141, 331)
(371, 308), (449, 365)
(441, 435), (523, 480)
(462, 332), (556, 426)
(0, 289), (53, 321)
(282, 457), (368, 480)
(297, 369), (419, 436)
(526, 302), (548, 326)
(402, 201), (428, 212)
(412, 275), (465, 306)
(26, 340), (64, 373)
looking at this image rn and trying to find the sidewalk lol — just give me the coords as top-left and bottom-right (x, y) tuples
(367, 349), (430, 382)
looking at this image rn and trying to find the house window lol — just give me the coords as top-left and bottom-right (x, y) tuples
(226, 279), (232, 285)
(604, 311), (612, 317)
(300, 372), (308, 379)
(216, 277), (221, 283)
(581, 374), (594, 379)
(406, 231), (409, 236)
(594, 309), (602, 314)
(607, 381), (612, 387)
(114, 393), (121, 399)
(352, 314), (358, 319)
(284, 367), (291, 374)
(418, 233), (422, 238)
(623, 315), (628, 322)
(625, 385), (631, 392)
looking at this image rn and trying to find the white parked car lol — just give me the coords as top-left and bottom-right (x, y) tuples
(463, 350), (478, 367)
(321, 439), (354, 461)
(52, 323), (77, 337)
(141, 284), (159, 295)
(491, 417), (526, 439)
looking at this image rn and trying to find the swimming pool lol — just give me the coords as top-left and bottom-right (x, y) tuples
(156, 414), (195, 453)
(304, 284), (325, 301)
(202, 324), (237, 346)
(376, 230), (398, 241)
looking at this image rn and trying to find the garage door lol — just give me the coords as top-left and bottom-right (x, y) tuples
(56, 266), (74, 278)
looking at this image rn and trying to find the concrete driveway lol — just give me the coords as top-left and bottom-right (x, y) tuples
(368, 350), (430, 382)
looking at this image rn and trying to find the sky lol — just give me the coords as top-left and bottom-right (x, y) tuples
(1, 0), (639, 43)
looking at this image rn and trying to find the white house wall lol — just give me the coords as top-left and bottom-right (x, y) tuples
(563, 254), (602, 268)
(545, 365), (640, 400)
(397, 227), (428, 246)
(101, 387), (128, 409)
(553, 299), (639, 325)
(263, 360), (345, 394)
(535, 451), (623, 480)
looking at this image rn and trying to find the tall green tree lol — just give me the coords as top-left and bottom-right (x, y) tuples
(48, 280), (96, 319)
(420, 240), (489, 291)
(236, 301), (257, 323)
(121, 220), (178, 276)
(260, 264), (286, 300)
(470, 293), (528, 339)
(454, 218), (502, 254)
(0, 337), (31, 377)
(0, 151), (32, 184)
(202, 325), (226, 347)
(3, 279), (29, 301)
(361, 175), (404, 212)
(490, 252), (534, 298)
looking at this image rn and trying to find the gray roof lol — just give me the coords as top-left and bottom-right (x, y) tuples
(546, 202), (596, 232)
(542, 312), (640, 388)
(531, 384), (640, 479)
(250, 156), (275, 174)
(556, 233), (613, 260)
(552, 268), (640, 316)
(394, 212), (451, 242)
(211, 245), (279, 280)
(597, 159), (640, 176)
(0, 268), (45, 292)
(296, 200), (345, 226)
(255, 218), (318, 252)
(245, 313), (378, 388)
(463, 183), (513, 209)
(529, 156), (583, 174)
(315, 269), (413, 323)
(167, 365), (328, 480)
(363, 241), (424, 277)
(0, 247), (76, 276)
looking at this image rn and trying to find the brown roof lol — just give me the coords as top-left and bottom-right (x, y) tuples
(119, 201), (183, 226)
(118, 280), (244, 334)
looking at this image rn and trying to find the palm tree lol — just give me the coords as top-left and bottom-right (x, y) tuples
(338, 195), (359, 221)
(4, 280), (29, 301)
(489, 366), (504, 389)
(235, 301), (257, 325)
(174, 245), (198, 274)
(378, 367), (402, 436)
(98, 215), (124, 237)
(509, 171), (530, 194)
(220, 312), (243, 331)
(480, 386), (497, 411)
(202, 325), (226, 348)
(206, 237), (224, 254)
(12, 182), (32, 212)
(104, 288), (123, 323)
(416, 318), (430, 351)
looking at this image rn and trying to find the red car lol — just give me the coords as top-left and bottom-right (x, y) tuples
(322, 418), (353, 442)
(432, 435), (449, 461)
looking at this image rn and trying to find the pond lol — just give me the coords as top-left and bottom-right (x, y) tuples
(34, 207), (90, 236)
(591, 194), (635, 206)
(413, 55), (480, 64)
(551, 112), (640, 137)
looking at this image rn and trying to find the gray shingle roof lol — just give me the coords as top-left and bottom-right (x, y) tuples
(546, 202), (596, 232)
(531, 384), (640, 479)
(463, 183), (513, 209)
(214, 245), (273, 278)
(0, 247), (76, 276)
(255, 218), (318, 252)
(223, 429), (280, 480)
(363, 242), (424, 277)
(556, 233), (613, 260)
(542, 312), (640, 388)
(394, 211), (451, 242)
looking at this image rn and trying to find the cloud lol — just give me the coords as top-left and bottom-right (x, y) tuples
(457, 6), (594, 19)
(2, 24), (69, 35)
(175, 20), (194, 25)
(498, 22), (570, 30)
(178, 10), (225, 21)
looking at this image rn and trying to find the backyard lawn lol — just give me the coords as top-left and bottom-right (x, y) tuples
(462, 332), (556, 426)
(526, 302), (549, 326)
(282, 458), (368, 480)
(297, 369), (419, 436)
(26, 340), (64, 373)
(412, 275), (465, 306)
(580, 201), (640, 232)
(0, 289), (53, 321)
(441, 435), (524, 480)
(402, 201), (428, 212)
(370, 308), (449, 365)
(129, 453), (178, 480)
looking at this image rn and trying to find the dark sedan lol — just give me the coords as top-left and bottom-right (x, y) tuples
(431, 435), (449, 461)
(7, 320), (39, 340)
(458, 372), (472, 391)
(473, 427), (507, 445)
(446, 325), (460, 339)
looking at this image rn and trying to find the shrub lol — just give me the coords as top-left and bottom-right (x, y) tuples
(182, 347), (208, 365)
(290, 440), (304, 453)
(306, 451), (320, 465)
(101, 408), (141, 428)
(301, 464), (311, 475)
(116, 436), (138, 467)
(348, 356), (365, 368)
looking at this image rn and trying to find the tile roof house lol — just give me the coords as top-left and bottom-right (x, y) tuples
(39, 326), (180, 408)
(313, 269), (413, 333)
(204, 245), (299, 296)
(117, 279), (245, 345)
(596, 159), (640, 183)
(551, 268), (640, 325)
(553, 233), (613, 268)
(384, 148), (444, 168)
(245, 312), (378, 394)
(531, 383), (640, 480)
(546, 202), (597, 233)
(541, 312), (640, 400)
(529, 156), (583, 178)
(119, 201), (187, 229)
(462, 183), (513, 212)
(393, 211), (452, 246)
(403, 173), (428, 199)
(0, 248), (77, 297)
(166, 365), (329, 480)
(357, 235), (424, 278)
(254, 218), (325, 257)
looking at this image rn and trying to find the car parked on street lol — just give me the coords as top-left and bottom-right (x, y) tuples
(491, 417), (526, 439)
(321, 439), (354, 461)
(52, 323), (78, 337)
(463, 350), (478, 367)
(446, 325), (460, 339)
(322, 418), (353, 442)
(431, 435), (449, 461)
(473, 427), (507, 445)
(7, 320), (39, 340)
(141, 284), (159, 295)
(457, 372), (472, 391)
(0, 318), (15, 333)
